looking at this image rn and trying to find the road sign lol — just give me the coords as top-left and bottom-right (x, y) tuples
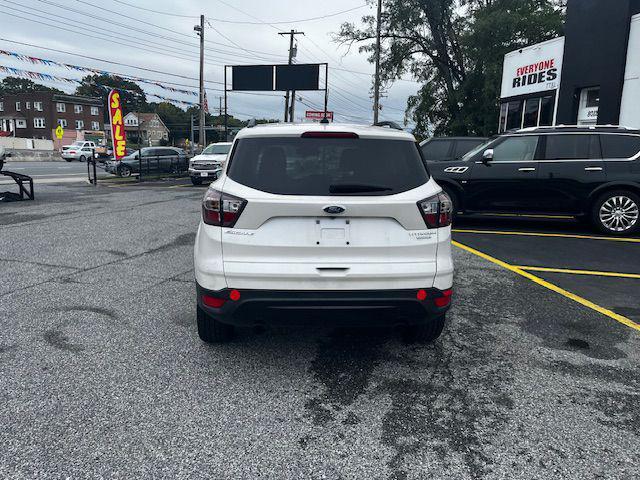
(305, 110), (333, 121)
(55, 125), (64, 139)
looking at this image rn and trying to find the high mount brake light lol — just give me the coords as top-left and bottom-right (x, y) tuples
(417, 192), (453, 228)
(202, 189), (247, 227)
(301, 132), (359, 139)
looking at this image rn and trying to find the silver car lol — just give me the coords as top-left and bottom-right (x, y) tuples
(61, 141), (96, 162)
(188, 142), (231, 185)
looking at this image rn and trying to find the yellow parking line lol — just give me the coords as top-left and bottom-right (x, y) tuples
(515, 266), (640, 280)
(453, 228), (640, 244)
(452, 240), (640, 332)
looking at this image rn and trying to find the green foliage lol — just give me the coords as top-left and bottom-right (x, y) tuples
(75, 74), (147, 122)
(0, 77), (63, 95)
(337, 0), (565, 136)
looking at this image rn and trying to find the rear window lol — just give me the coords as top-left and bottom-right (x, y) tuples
(600, 135), (640, 159)
(544, 134), (600, 160)
(228, 137), (429, 196)
(421, 139), (453, 161)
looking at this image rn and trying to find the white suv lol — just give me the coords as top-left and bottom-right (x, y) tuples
(193, 123), (454, 343)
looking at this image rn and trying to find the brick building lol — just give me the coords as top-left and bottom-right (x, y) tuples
(0, 92), (104, 139)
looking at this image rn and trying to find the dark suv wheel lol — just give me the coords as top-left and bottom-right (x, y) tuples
(591, 190), (640, 235)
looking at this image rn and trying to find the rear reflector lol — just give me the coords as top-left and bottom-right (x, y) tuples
(416, 289), (428, 301)
(229, 289), (241, 301)
(301, 131), (359, 139)
(434, 289), (453, 307)
(202, 295), (225, 308)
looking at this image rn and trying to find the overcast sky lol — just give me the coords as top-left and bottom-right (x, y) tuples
(0, 0), (420, 125)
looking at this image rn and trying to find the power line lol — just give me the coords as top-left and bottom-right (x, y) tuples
(206, 4), (367, 25)
(111, 0), (200, 18)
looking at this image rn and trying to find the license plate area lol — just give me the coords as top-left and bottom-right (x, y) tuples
(200, 172), (208, 177)
(316, 218), (351, 245)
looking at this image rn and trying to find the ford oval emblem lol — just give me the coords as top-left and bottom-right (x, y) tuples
(323, 205), (345, 215)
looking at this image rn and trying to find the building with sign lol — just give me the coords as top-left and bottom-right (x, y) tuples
(499, 0), (640, 132)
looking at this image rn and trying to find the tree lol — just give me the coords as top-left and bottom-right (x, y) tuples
(0, 77), (63, 95)
(337, 0), (565, 136)
(75, 74), (147, 122)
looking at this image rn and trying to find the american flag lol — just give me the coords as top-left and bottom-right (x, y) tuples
(203, 92), (209, 114)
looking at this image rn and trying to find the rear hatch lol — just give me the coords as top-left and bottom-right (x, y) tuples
(214, 132), (442, 290)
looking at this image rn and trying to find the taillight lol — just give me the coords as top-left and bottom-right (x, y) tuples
(417, 192), (452, 228)
(434, 289), (453, 307)
(202, 189), (247, 227)
(202, 295), (225, 308)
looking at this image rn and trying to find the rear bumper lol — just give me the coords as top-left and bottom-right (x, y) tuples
(196, 283), (452, 327)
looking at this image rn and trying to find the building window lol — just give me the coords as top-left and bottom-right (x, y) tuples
(26, 102), (31, 110)
(16, 119), (27, 128)
(57, 119), (68, 128)
(33, 117), (46, 128)
(74, 105), (83, 114)
(125, 116), (137, 126)
(75, 120), (84, 130)
(15, 102), (21, 111)
(56, 103), (66, 113)
(91, 106), (99, 116)
(34, 101), (43, 112)
(0, 102), (3, 112)
(91, 121), (100, 130)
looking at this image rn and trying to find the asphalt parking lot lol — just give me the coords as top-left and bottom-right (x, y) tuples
(1, 180), (639, 479)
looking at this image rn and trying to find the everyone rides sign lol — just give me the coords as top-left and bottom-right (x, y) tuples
(108, 90), (126, 160)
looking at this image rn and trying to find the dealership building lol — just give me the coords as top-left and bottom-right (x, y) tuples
(499, 0), (640, 132)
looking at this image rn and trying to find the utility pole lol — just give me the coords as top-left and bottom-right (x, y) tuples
(372, 0), (383, 124)
(278, 29), (304, 122)
(190, 114), (194, 154)
(195, 15), (206, 148)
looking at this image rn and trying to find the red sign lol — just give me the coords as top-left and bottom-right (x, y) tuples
(108, 90), (126, 160)
(305, 110), (334, 121)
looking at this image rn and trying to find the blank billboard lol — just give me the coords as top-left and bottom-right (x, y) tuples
(275, 64), (320, 91)
(232, 65), (274, 91)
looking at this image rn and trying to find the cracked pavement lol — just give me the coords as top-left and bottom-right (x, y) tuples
(1, 182), (639, 479)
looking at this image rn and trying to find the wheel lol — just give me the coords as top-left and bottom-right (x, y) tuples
(591, 190), (640, 235)
(64, 158), (73, 162)
(79, 155), (86, 162)
(197, 305), (234, 343)
(119, 165), (132, 178)
(403, 315), (446, 344)
(441, 185), (460, 218)
(191, 177), (203, 185)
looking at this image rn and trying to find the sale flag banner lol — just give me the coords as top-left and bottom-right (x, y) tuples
(108, 90), (127, 160)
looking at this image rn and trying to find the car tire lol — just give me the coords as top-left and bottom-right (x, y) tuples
(64, 158), (73, 162)
(197, 305), (234, 343)
(403, 315), (446, 344)
(119, 165), (132, 178)
(191, 177), (203, 185)
(79, 155), (86, 162)
(591, 190), (640, 236)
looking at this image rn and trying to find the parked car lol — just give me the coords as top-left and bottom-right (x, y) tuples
(188, 142), (232, 185)
(61, 141), (96, 162)
(105, 147), (187, 177)
(193, 123), (454, 343)
(420, 137), (488, 163)
(429, 126), (640, 235)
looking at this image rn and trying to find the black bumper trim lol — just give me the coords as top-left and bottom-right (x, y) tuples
(196, 284), (452, 327)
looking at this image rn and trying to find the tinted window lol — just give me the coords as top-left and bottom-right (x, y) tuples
(522, 98), (539, 128)
(492, 136), (539, 162)
(544, 135), (600, 160)
(600, 135), (640, 159)
(506, 102), (523, 130)
(228, 137), (429, 196)
(453, 139), (485, 159)
(539, 96), (554, 126)
(420, 139), (452, 161)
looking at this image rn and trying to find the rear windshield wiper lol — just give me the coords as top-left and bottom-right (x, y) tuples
(329, 183), (392, 193)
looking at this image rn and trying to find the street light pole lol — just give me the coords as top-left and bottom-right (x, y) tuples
(195, 15), (206, 148)
(373, 0), (383, 124)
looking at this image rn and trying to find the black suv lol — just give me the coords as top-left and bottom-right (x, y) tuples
(420, 137), (488, 162)
(429, 126), (640, 235)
